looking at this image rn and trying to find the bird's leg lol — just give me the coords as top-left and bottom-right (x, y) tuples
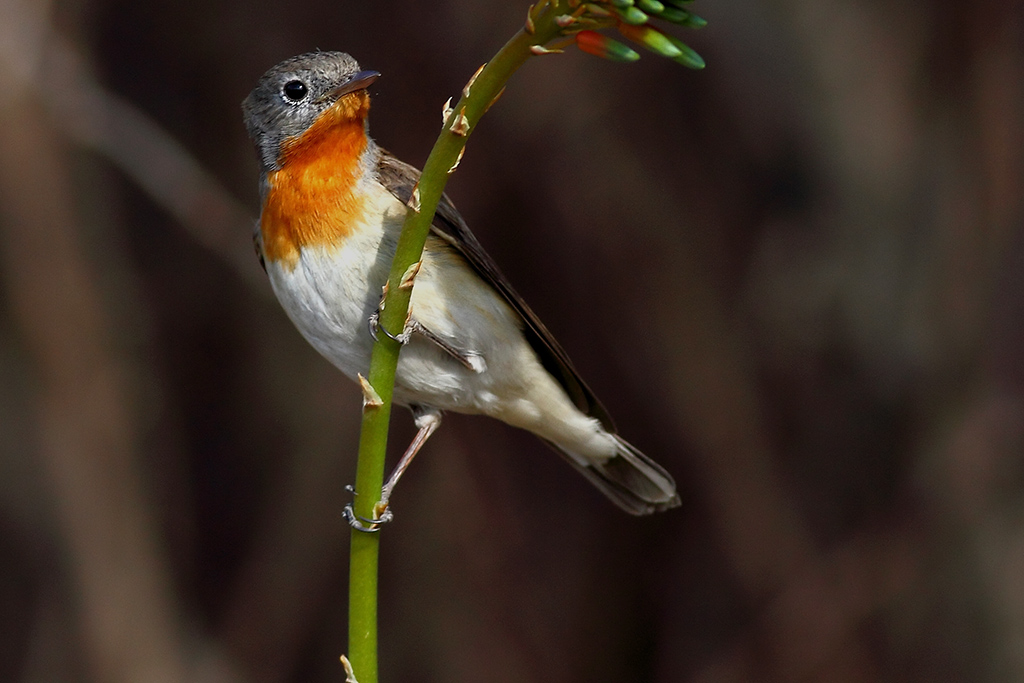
(404, 320), (487, 373)
(376, 406), (442, 515)
(369, 306), (486, 373)
(343, 406), (442, 533)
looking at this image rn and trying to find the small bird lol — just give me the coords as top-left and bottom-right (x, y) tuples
(242, 51), (680, 518)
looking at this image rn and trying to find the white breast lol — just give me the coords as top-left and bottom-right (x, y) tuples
(264, 186), (400, 382)
(263, 183), (618, 462)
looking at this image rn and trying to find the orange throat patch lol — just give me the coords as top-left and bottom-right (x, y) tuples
(260, 92), (373, 268)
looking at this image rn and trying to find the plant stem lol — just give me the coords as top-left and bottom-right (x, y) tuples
(345, 3), (575, 681)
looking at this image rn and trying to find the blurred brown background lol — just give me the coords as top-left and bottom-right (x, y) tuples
(1, 0), (1022, 681)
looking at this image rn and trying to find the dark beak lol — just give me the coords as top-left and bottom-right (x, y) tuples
(320, 70), (381, 103)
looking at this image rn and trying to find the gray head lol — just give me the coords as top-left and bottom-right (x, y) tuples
(242, 51), (380, 173)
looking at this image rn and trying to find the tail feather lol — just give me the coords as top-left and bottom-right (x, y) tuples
(548, 436), (681, 516)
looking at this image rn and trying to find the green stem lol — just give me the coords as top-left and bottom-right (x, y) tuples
(346, 3), (574, 681)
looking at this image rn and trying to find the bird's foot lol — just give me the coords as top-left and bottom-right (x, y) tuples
(367, 310), (411, 344)
(342, 501), (394, 533)
(343, 484), (394, 533)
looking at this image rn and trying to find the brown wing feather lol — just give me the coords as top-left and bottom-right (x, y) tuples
(375, 150), (615, 431)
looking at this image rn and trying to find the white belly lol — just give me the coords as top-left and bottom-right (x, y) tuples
(266, 214), (390, 382)
(262, 188), (523, 411)
(263, 188), (618, 461)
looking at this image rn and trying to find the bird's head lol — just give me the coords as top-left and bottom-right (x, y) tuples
(242, 51), (380, 174)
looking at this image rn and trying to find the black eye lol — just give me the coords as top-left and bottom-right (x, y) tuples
(282, 80), (308, 102)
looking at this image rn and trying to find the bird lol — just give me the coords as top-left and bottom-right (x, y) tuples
(242, 51), (680, 520)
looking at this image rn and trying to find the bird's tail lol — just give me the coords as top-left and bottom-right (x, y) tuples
(552, 435), (681, 515)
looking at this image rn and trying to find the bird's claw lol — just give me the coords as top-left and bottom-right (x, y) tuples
(342, 502), (394, 533)
(367, 311), (410, 344)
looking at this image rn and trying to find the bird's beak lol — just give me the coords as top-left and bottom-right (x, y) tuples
(320, 70), (381, 103)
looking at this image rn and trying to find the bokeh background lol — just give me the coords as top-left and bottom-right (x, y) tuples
(1, 0), (1022, 681)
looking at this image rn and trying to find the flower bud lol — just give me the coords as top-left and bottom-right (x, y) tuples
(575, 30), (642, 62)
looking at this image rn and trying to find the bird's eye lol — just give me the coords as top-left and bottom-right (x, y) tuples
(282, 80), (308, 102)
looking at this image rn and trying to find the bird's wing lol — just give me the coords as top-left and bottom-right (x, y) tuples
(375, 150), (615, 431)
